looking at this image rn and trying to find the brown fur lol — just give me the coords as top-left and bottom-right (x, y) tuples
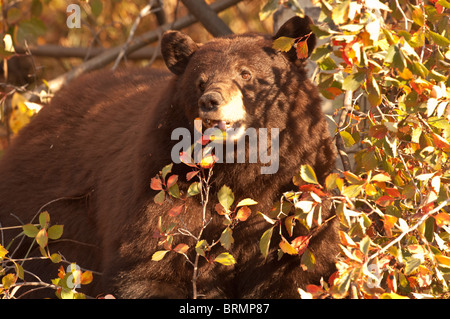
(0, 16), (338, 298)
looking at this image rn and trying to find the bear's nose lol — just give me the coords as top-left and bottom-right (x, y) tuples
(199, 92), (224, 112)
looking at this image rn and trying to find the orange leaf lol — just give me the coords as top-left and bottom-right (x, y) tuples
(279, 238), (298, 255)
(291, 235), (310, 255)
(150, 177), (163, 190)
(199, 154), (218, 169)
(166, 175), (178, 188)
(435, 212), (450, 227)
(173, 243), (189, 254)
(296, 39), (309, 60)
(168, 204), (184, 217)
(236, 206), (251, 222)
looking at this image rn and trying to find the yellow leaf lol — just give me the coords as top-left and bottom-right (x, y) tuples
(435, 254), (450, 268)
(279, 238), (298, 255)
(435, 213), (450, 227)
(272, 36), (295, 52)
(380, 293), (409, 299)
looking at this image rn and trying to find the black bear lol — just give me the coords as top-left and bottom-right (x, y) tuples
(0, 16), (338, 298)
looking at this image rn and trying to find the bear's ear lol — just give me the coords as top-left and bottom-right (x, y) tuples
(273, 15), (317, 63)
(161, 31), (199, 75)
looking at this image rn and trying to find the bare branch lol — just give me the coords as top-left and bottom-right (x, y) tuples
(335, 90), (353, 172)
(181, 0), (233, 37)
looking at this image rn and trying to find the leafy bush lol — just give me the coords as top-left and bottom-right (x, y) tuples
(268, 0), (450, 298)
(0, 211), (93, 298)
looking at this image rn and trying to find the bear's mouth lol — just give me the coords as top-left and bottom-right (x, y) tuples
(201, 118), (246, 142)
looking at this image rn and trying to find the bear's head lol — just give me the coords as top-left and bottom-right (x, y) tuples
(161, 16), (317, 141)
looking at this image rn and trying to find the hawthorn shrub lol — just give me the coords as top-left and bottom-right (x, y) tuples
(266, 0), (450, 298)
(0, 210), (93, 298)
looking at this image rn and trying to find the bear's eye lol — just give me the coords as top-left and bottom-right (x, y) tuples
(198, 79), (207, 91)
(240, 70), (252, 81)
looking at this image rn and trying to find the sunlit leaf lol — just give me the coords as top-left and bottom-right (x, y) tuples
(151, 250), (170, 261)
(220, 227), (234, 250)
(236, 206), (251, 222)
(187, 182), (201, 197)
(279, 237), (298, 255)
(22, 224), (39, 238)
(218, 185), (234, 211)
(214, 252), (236, 266)
(300, 248), (315, 271)
(272, 36), (295, 52)
(36, 228), (48, 248)
(47, 225), (63, 240)
(300, 164), (318, 185)
(173, 243), (189, 255)
(260, 227), (274, 258)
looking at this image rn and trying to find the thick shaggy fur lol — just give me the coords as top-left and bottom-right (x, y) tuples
(0, 17), (338, 298)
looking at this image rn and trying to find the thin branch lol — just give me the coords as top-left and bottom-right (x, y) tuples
(181, 0), (233, 37)
(335, 90), (353, 172)
(112, 1), (156, 70)
(366, 198), (450, 264)
(25, 0), (244, 102)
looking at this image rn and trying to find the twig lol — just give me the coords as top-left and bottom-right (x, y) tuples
(335, 90), (353, 172)
(192, 167), (213, 299)
(112, 1), (156, 70)
(24, 0), (244, 101)
(366, 198), (450, 264)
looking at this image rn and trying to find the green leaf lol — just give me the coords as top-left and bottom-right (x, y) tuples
(300, 248), (316, 271)
(218, 185), (234, 211)
(300, 164), (318, 185)
(187, 182), (201, 197)
(90, 0), (103, 17)
(168, 183), (181, 199)
(259, 0), (278, 21)
(341, 184), (364, 198)
(342, 71), (366, 91)
(260, 227), (274, 258)
(332, 0), (350, 24)
(47, 225), (63, 240)
(22, 224), (39, 238)
(161, 163), (173, 181)
(151, 250), (170, 261)
(50, 253), (62, 263)
(154, 190), (165, 205)
(428, 31), (450, 47)
(15, 17), (47, 44)
(220, 227), (234, 250)
(39, 211), (50, 228)
(405, 257), (421, 275)
(2, 273), (16, 289)
(214, 252), (236, 266)
(195, 240), (208, 257)
(340, 131), (356, 147)
(272, 36), (296, 52)
(236, 198), (258, 207)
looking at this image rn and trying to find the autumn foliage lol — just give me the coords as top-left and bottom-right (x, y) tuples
(1, 0), (450, 299)
(270, 0), (450, 299)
